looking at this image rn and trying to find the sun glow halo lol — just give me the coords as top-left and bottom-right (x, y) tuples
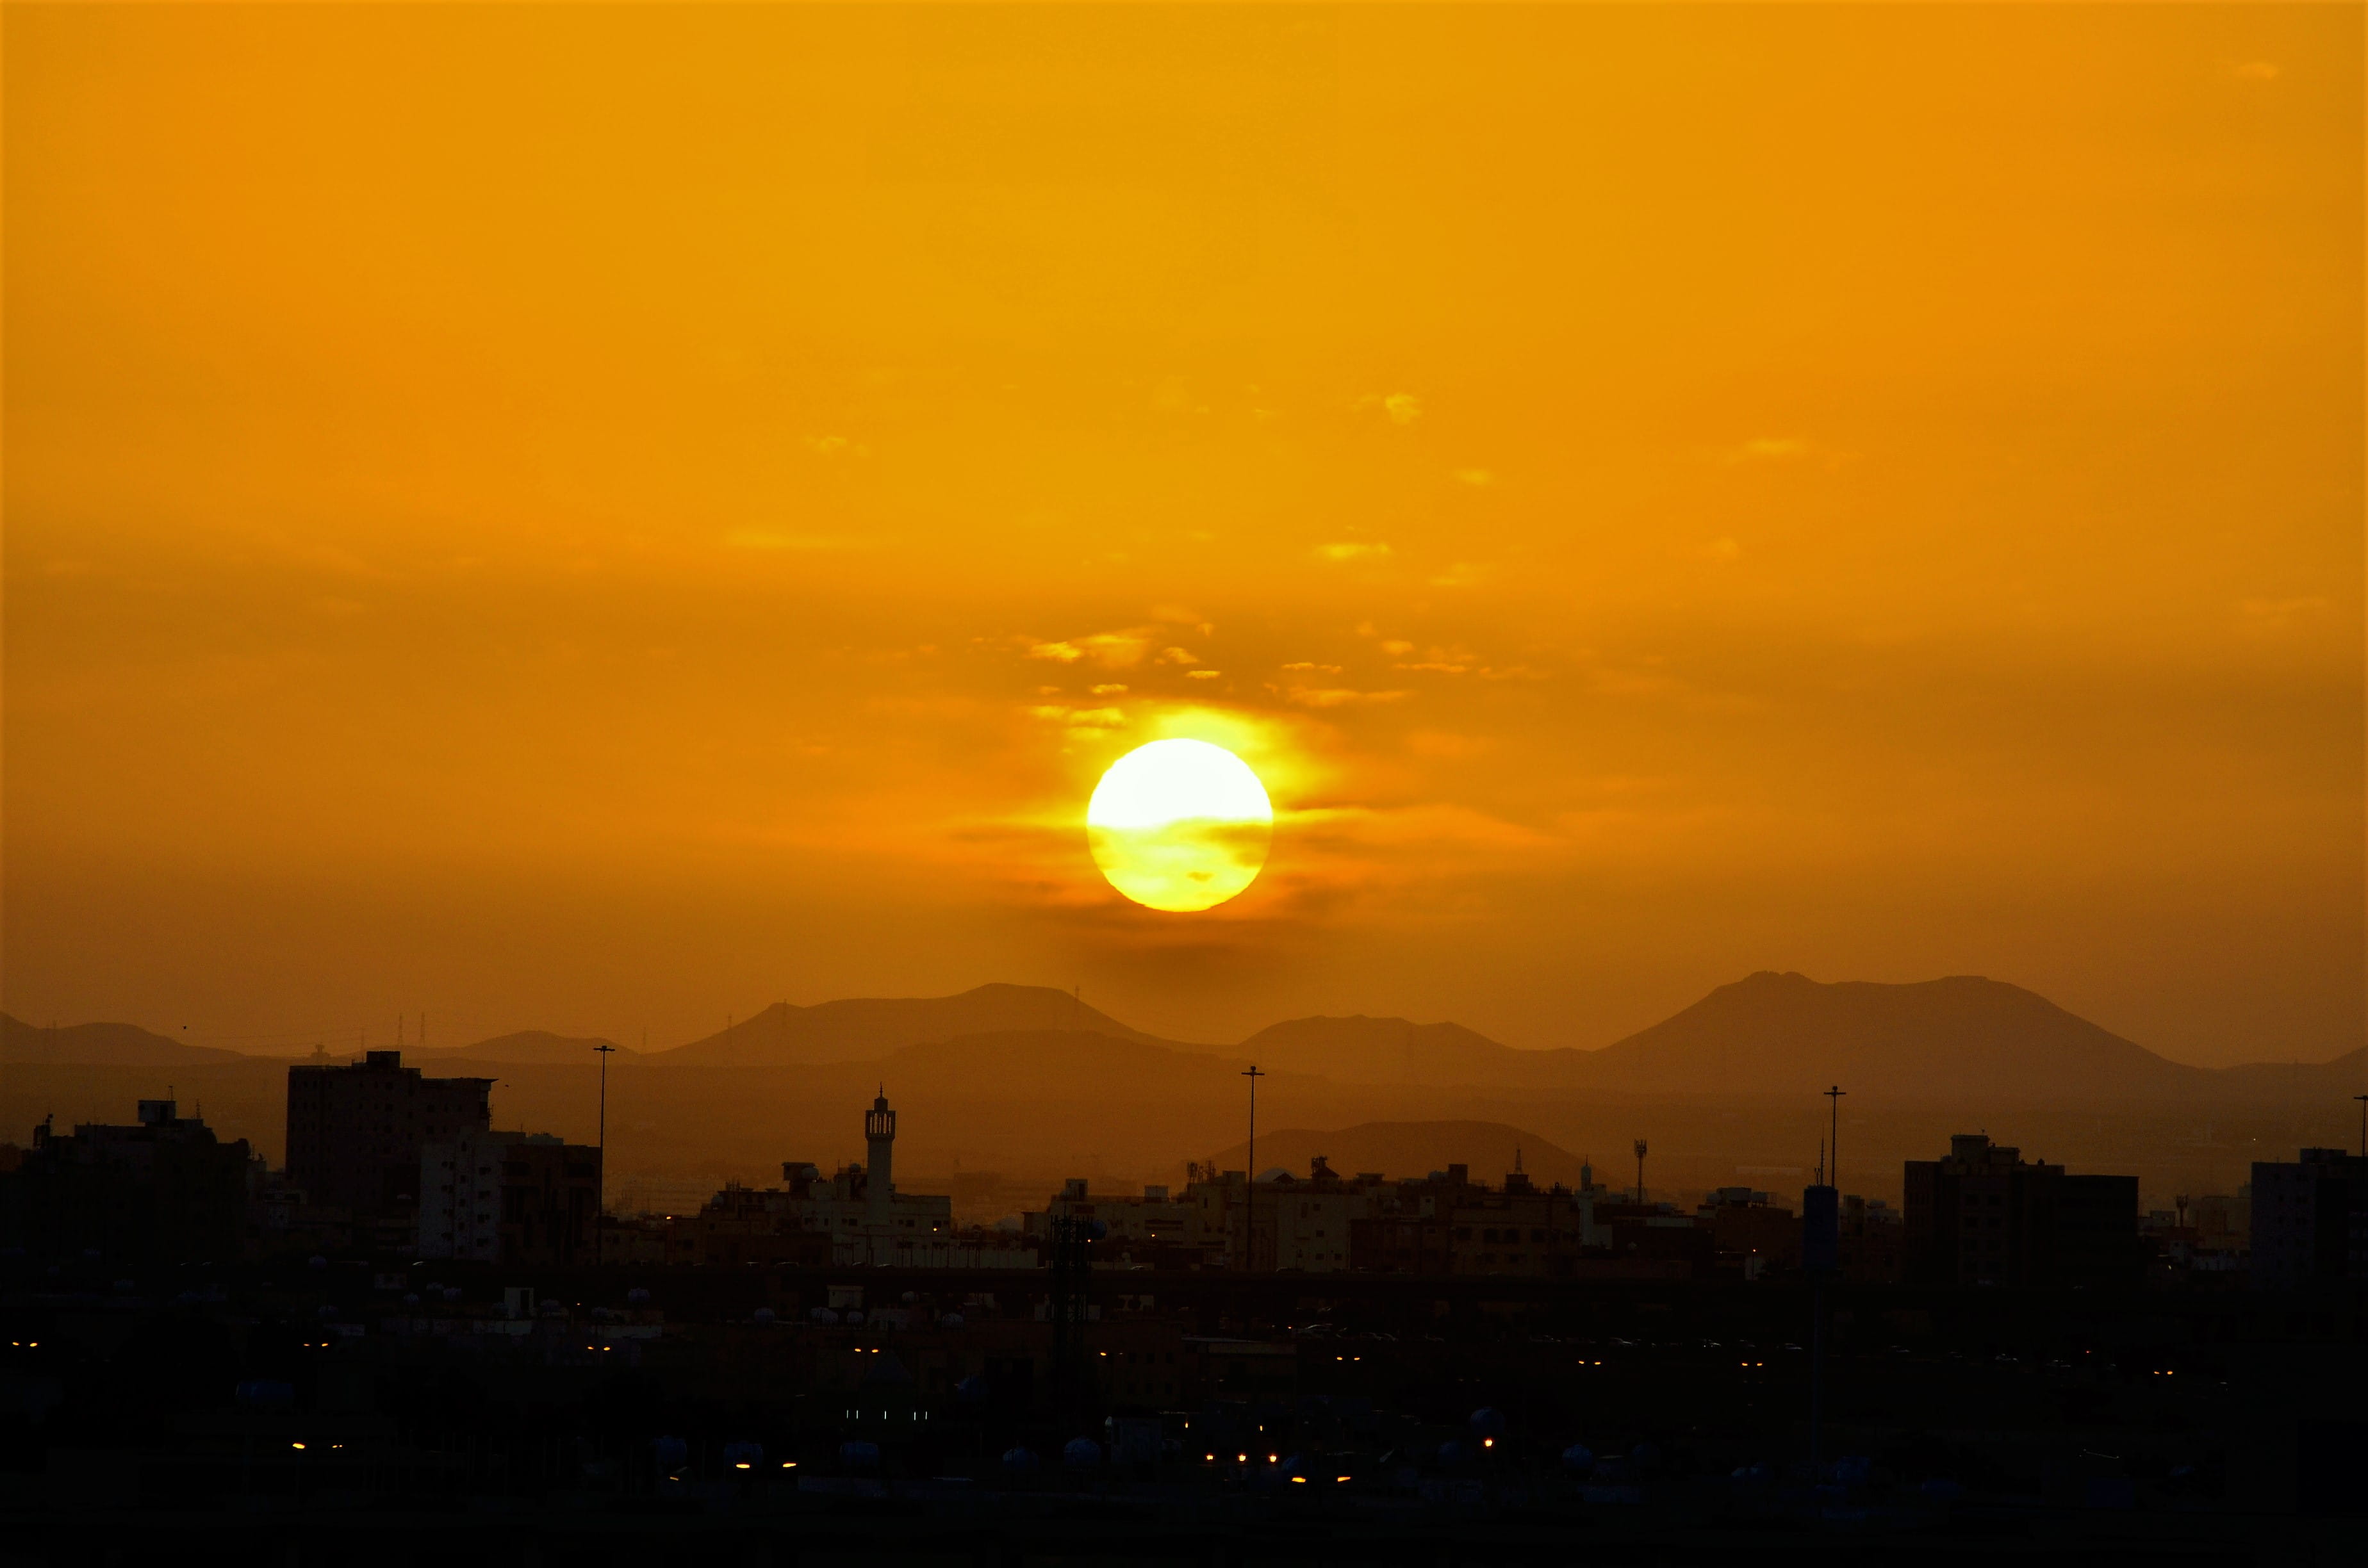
(1087, 739), (1274, 911)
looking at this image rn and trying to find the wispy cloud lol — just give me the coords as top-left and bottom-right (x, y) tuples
(1316, 542), (1392, 564)
(1718, 436), (1808, 465)
(1273, 685), (1409, 708)
(1351, 391), (1423, 425)
(1028, 632), (1152, 667)
(1025, 703), (1128, 729)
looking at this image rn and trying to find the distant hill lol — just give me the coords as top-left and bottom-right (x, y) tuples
(0, 1013), (246, 1067)
(2208, 1048), (2367, 1098)
(877, 1028), (1259, 1094)
(1234, 1015), (1592, 1088)
(423, 1031), (635, 1066)
(1586, 972), (2205, 1101)
(652, 984), (1169, 1066)
(1224, 974), (2362, 1104)
(1196, 1120), (1595, 1189)
(14, 973), (2360, 1131)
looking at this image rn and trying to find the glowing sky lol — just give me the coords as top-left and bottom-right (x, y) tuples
(4, 6), (2359, 1065)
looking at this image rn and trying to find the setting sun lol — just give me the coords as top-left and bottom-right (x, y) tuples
(1086, 740), (1274, 913)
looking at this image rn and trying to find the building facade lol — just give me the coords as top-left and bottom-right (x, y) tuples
(416, 1130), (601, 1266)
(1903, 1133), (2139, 1287)
(286, 1050), (491, 1218)
(2250, 1148), (2368, 1291)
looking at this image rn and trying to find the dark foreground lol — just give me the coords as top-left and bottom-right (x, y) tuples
(3, 1257), (2362, 1566)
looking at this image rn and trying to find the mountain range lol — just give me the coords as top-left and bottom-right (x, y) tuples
(6, 972), (2362, 1106)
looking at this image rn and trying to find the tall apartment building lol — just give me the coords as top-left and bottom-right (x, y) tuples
(417, 1131), (602, 1266)
(1903, 1133), (2139, 1287)
(286, 1050), (492, 1218)
(2250, 1147), (2368, 1291)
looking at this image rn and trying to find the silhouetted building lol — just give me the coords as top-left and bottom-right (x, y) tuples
(1026, 1178), (1198, 1268)
(246, 1170), (350, 1259)
(1697, 1187), (1799, 1277)
(2250, 1148), (2368, 1291)
(680, 1180), (836, 1268)
(0, 1100), (252, 1264)
(679, 1093), (1027, 1268)
(286, 1050), (491, 1220)
(1838, 1193), (1903, 1284)
(417, 1129), (509, 1261)
(1903, 1133), (2139, 1287)
(1340, 1161), (1628, 1277)
(498, 1134), (601, 1266)
(417, 1129), (600, 1265)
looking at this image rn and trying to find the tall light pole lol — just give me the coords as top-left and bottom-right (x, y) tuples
(1633, 1138), (1647, 1205)
(1825, 1085), (1847, 1192)
(1242, 1065), (1264, 1271)
(1810, 1084), (1846, 1471)
(593, 1040), (616, 1266)
(2354, 1093), (2367, 1158)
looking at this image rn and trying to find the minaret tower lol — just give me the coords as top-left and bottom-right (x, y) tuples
(864, 1088), (896, 1232)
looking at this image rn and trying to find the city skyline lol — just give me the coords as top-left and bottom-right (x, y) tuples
(4, 6), (2362, 1548)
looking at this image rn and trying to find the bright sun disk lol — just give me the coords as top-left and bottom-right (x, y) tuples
(1086, 739), (1274, 911)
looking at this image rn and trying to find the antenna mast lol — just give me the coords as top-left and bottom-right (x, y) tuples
(594, 1040), (617, 1266)
(1242, 1065), (1264, 1271)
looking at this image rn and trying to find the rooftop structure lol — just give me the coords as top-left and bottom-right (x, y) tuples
(286, 1050), (491, 1219)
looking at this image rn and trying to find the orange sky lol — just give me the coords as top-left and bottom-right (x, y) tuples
(5, 6), (2360, 1066)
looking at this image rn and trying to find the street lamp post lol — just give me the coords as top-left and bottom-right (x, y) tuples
(593, 1040), (616, 1266)
(1825, 1084), (1846, 1192)
(1242, 1065), (1264, 1271)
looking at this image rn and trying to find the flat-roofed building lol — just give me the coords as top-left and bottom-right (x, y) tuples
(286, 1050), (491, 1220)
(2251, 1148), (2368, 1291)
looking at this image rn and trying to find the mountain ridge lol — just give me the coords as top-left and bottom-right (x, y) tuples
(0, 1014), (244, 1067)
(648, 983), (1171, 1066)
(11, 973), (2361, 1103)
